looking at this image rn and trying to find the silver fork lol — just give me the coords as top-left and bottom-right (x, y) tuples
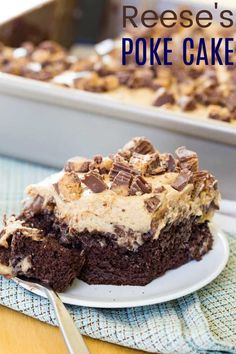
(14, 277), (91, 354)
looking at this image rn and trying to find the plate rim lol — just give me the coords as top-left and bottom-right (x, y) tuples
(14, 223), (229, 308)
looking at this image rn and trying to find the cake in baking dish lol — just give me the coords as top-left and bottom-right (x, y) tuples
(1, 24), (236, 123)
(0, 137), (220, 292)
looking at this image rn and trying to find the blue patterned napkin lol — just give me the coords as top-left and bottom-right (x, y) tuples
(0, 156), (235, 354)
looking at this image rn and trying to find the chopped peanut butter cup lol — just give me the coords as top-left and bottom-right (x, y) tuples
(54, 172), (82, 201)
(82, 171), (108, 193)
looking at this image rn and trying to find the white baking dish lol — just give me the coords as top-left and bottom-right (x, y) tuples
(0, 0), (54, 25)
(0, 73), (235, 200)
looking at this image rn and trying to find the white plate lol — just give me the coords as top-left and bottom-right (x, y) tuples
(16, 223), (229, 308)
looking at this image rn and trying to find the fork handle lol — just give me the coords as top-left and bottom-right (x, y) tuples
(44, 288), (91, 354)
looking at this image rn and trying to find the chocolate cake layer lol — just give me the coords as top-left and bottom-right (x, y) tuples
(79, 219), (212, 286)
(0, 247), (11, 268)
(11, 233), (85, 292)
(38, 214), (212, 286)
(0, 215), (212, 290)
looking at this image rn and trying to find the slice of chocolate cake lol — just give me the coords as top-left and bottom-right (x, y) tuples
(0, 138), (220, 292)
(0, 216), (85, 292)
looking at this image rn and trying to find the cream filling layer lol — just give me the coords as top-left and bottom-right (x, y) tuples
(25, 171), (219, 248)
(0, 263), (12, 276)
(0, 216), (44, 248)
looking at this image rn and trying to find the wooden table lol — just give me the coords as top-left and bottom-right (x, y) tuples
(0, 305), (147, 354)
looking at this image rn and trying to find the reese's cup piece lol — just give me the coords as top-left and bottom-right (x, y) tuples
(54, 172), (82, 201)
(21, 195), (44, 219)
(178, 95), (196, 111)
(110, 171), (133, 196)
(171, 169), (192, 192)
(82, 171), (108, 193)
(129, 153), (151, 175)
(146, 152), (161, 175)
(129, 176), (152, 196)
(152, 88), (175, 107)
(208, 105), (231, 122)
(109, 160), (139, 181)
(144, 196), (161, 213)
(120, 137), (156, 158)
(89, 156), (113, 174)
(175, 146), (199, 172)
(65, 157), (92, 173)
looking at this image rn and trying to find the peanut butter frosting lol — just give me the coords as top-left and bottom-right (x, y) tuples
(0, 137), (219, 251)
